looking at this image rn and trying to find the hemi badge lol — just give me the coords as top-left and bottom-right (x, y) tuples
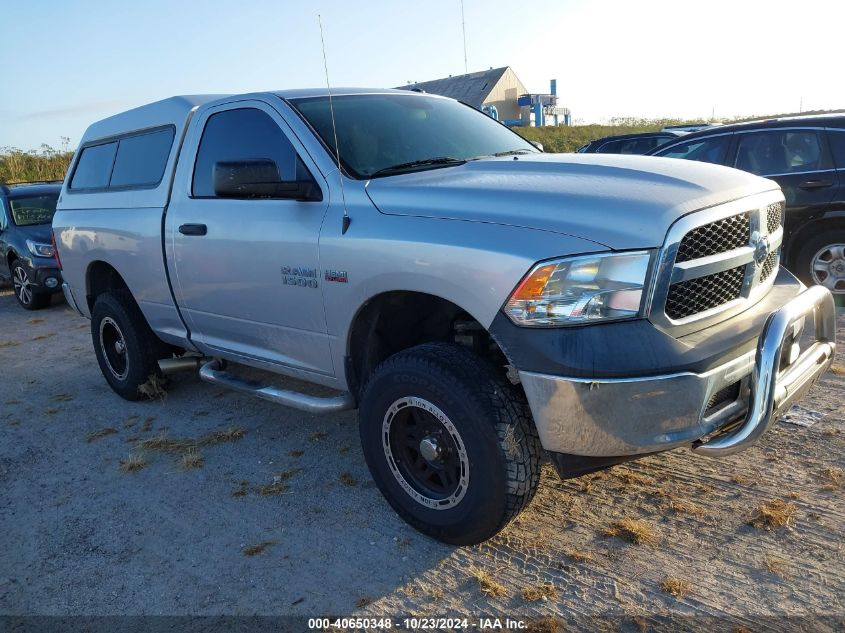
(325, 269), (348, 283)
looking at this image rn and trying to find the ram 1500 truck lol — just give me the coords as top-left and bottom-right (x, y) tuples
(53, 90), (836, 545)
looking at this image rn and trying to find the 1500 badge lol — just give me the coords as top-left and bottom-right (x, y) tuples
(281, 266), (318, 288)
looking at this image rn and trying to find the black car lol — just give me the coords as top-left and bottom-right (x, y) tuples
(650, 114), (845, 295)
(0, 182), (63, 310)
(577, 131), (682, 154)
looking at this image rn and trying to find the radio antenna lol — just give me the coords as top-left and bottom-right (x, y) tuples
(318, 14), (350, 234)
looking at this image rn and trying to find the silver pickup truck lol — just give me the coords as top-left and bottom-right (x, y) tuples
(54, 89), (836, 545)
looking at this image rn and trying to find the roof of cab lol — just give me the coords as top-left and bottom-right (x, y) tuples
(80, 88), (413, 144)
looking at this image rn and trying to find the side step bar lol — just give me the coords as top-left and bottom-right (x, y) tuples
(198, 360), (355, 414)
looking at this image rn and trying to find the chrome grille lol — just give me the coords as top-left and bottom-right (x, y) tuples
(676, 213), (750, 262)
(650, 195), (785, 332)
(666, 265), (744, 319)
(760, 248), (779, 282)
(766, 202), (784, 234)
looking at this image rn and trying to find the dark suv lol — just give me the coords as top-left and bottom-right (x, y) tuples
(650, 114), (845, 295)
(577, 131), (682, 154)
(0, 182), (63, 310)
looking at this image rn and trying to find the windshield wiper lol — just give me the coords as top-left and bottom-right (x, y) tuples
(370, 157), (466, 177)
(491, 149), (535, 157)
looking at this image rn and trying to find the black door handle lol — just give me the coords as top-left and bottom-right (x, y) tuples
(178, 223), (207, 236)
(799, 179), (834, 190)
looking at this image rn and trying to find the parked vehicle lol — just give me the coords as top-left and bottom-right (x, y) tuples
(662, 123), (721, 134)
(0, 182), (63, 310)
(650, 114), (845, 295)
(576, 131), (682, 154)
(54, 90), (836, 544)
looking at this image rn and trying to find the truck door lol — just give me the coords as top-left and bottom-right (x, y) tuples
(165, 100), (334, 376)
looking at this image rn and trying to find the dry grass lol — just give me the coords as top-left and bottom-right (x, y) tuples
(820, 466), (843, 490)
(289, 450), (304, 458)
(829, 363), (845, 375)
(308, 430), (328, 441)
(0, 340), (18, 348)
(355, 596), (372, 608)
(51, 393), (73, 402)
(339, 472), (357, 487)
(748, 499), (797, 530)
(180, 449), (204, 470)
(119, 453), (147, 473)
(259, 469), (300, 496)
(731, 474), (755, 486)
(522, 583), (557, 602)
(203, 427), (245, 445)
(661, 577), (691, 599)
(665, 498), (705, 516)
(27, 318), (45, 324)
(242, 540), (277, 556)
(139, 434), (194, 453)
(564, 549), (594, 563)
(31, 333), (54, 341)
(469, 566), (507, 597)
(138, 426), (246, 455)
(764, 556), (790, 578)
(602, 518), (659, 545)
(86, 427), (118, 443)
(141, 417), (154, 433)
(137, 373), (167, 399)
(231, 481), (250, 497)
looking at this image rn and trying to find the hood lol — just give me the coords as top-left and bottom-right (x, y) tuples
(365, 153), (780, 250)
(17, 223), (53, 244)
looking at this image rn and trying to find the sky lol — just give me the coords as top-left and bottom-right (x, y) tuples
(2, 0), (843, 151)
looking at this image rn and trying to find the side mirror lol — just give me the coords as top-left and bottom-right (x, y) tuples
(530, 141), (544, 152)
(213, 160), (322, 201)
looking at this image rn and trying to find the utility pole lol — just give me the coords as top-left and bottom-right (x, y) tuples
(461, 0), (468, 74)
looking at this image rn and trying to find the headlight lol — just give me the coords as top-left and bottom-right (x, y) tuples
(26, 240), (53, 257)
(26, 240), (55, 258)
(504, 251), (653, 327)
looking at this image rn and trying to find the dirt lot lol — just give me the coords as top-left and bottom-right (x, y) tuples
(1, 285), (843, 632)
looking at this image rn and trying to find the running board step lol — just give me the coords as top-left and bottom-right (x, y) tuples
(198, 360), (355, 414)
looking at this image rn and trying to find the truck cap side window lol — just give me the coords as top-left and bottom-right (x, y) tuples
(192, 108), (307, 198)
(71, 142), (117, 189)
(69, 127), (175, 191)
(110, 128), (175, 187)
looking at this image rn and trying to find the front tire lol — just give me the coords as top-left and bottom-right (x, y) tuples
(91, 291), (169, 400)
(11, 261), (50, 310)
(359, 342), (542, 545)
(792, 227), (845, 295)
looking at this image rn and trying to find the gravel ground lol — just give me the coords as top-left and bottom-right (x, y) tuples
(0, 284), (843, 632)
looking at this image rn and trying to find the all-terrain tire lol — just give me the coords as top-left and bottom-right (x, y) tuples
(359, 342), (543, 545)
(91, 290), (169, 401)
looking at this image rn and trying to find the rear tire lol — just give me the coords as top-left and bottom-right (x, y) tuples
(11, 261), (50, 310)
(359, 342), (542, 545)
(91, 291), (169, 400)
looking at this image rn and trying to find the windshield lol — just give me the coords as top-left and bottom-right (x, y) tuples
(289, 93), (538, 178)
(9, 194), (59, 226)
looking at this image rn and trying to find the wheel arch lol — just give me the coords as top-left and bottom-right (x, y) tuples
(345, 289), (515, 399)
(85, 260), (131, 312)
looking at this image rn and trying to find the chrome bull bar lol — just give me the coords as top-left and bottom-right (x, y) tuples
(693, 285), (836, 456)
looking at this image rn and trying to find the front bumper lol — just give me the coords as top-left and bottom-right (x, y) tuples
(519, 285), (836, 458)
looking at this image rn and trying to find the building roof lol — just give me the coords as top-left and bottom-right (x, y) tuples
(396, 67), (510, 108)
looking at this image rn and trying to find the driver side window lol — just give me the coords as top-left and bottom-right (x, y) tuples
(191, 108), (310, 198)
